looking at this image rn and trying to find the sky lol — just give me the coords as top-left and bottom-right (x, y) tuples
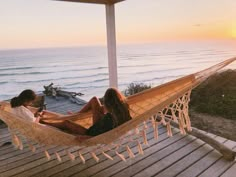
(0, 0), (235, 49)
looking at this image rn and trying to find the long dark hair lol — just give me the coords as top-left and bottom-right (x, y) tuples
(11, 89), (36, 108)
(103, 88), (132, 127)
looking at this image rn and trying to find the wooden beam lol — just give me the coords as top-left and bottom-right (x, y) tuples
(56, 0), (125, 5)
(106, 4), (118, 88)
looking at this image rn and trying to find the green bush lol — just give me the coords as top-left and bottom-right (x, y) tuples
(190, 69), (236, 120)
(124, 82), (152, 96)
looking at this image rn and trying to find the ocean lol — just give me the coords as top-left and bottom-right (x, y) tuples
(0, 40), (235, 101)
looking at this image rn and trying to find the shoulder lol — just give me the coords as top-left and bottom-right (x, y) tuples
(12, 106), (35, 121)
(18, 106), (32, 113)
(11, 106), (24, 113)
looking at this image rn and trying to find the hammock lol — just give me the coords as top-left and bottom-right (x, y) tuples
(0, 57), (235, 162)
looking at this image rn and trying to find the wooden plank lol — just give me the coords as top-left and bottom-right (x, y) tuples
(0, 128), (11, 144)
(3, 123), (158, 176)
(0, 146), (58, 172)
(16, 126), (167, 177)
(0, 143), (54, 170)
(175, 136), (228, 177)
(69, 131), (183, 177)
(47, 127), (175, 177)
(0, 146), (66, 176)
(154, 143), (212, 176)
(221, 162), (236, 177)
(0, 142), (13, 152)
(153, 135), (227, 177)
(0, 141), (33, 160)
(198, 141), (236, 177)
(132, 136), (223, 177)
(0, 127), (9, 136)
(0, 134), (11, 144)
(90, 134), (194, 177)
(106, 132), (216, 177)
(0, 133), (11, 141)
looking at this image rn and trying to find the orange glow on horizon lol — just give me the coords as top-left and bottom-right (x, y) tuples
(116, 24), (232, 44)
(0, 22), (234, 49)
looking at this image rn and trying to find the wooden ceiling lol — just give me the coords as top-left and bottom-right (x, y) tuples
(56, 0), (125, 5)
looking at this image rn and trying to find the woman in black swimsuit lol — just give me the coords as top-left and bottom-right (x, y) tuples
(81, 87), (132, 136)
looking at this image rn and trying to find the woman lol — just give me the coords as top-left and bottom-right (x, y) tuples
(10, 89), (41, 123)
(78, 87), (132, 136)
(11, 88), (132, 137)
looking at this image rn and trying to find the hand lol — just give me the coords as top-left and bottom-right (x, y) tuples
(35, 116), (41, 123)
(38, 111), (44, 117)
(67, 110), (74, 115)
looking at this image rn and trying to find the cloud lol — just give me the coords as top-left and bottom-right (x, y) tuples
(193, 24), (202, 27)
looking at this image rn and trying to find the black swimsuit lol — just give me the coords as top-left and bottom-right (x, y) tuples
(86, 113), (114, 136)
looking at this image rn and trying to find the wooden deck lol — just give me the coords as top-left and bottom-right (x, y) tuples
(0, 95), (235, 177)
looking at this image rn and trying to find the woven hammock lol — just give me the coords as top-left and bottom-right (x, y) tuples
(0, 57), (235, 163)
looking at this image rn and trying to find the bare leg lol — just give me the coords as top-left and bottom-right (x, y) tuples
(40, 120), (88, 135)
(64, 120), (88, 135)
(79, 97), (104, 124)
(41, 97), (104, 135)
(40, 120), (67, 129)
(79, 97), (102, 113)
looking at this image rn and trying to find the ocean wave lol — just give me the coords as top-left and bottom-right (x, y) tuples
(120, 75), (185, 86)
(0, 66), (34, 71)
(64, 84), (108, 90)
(0, 66), (108, 77)
(137, 67), (193, 74)
(120, 52), (200, 60)
(0, 71), (53, 76)
(119, 64), (159, 68)
(64, 78), (108, 87)
(0, 81), (8, 84)
(93, 78), (108, 83)
(14, 73), (108, 84)
(144, 75), (184, 83)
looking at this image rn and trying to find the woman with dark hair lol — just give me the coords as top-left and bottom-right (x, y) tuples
(10, 89), (40, 122)
(78, 87), (132, 136)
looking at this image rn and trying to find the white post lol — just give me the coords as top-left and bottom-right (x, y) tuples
(106, 4), (118, 88)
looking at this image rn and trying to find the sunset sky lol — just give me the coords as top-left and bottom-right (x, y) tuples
(0, 0), (235, 49)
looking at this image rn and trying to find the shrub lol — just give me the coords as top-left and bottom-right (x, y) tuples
(124, 82), (151, 96)
(190, 69), (236, 120)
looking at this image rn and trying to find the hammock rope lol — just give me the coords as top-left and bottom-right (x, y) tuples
(0, 57), (235, 163)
